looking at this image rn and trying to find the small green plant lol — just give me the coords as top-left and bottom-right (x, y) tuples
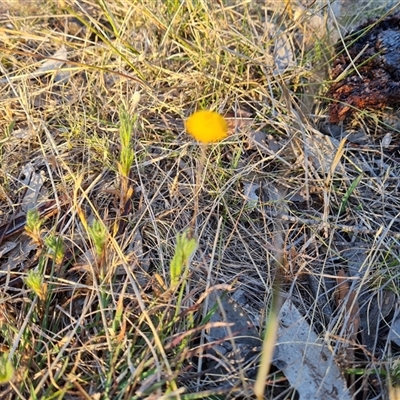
(88, 218), (109, 280)
(25, 269), (47, 301)
(88, 218), (108, 258)
(388, 360), (400, 400)
(118, 107), (136, 178)
(44, 234), (65, 265)
(25, 209), (43, 246)
(0, 353), (14, 384)
(119, 146), (134, 179)
(116, 106), (136, 215)
(170, 229), (197, 289)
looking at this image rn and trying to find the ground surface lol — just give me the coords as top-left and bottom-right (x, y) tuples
(1, 1), (400, 399)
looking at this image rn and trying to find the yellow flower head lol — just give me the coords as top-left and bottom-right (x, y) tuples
(185, 110), (228, 143)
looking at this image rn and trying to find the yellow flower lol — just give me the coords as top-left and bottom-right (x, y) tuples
(185, 110), (228, 143)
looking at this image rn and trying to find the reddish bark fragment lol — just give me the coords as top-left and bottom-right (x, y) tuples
(328, 13), (400, 123)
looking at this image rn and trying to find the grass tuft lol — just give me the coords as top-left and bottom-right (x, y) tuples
(1, 1), (400, 399)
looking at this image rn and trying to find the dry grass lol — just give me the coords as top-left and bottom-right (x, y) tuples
(1, 0), (400, 399)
